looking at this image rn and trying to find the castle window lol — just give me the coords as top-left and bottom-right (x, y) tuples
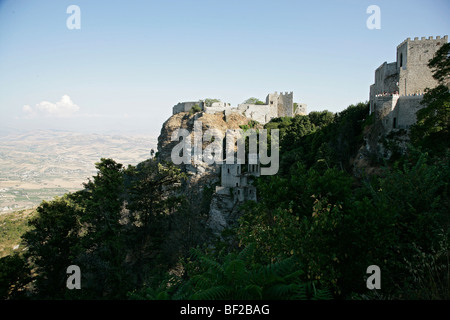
(399, 53), (403, 67)
(236, 183), (239, 187)
(393, 117), (397, 129)
(270, 101), (273, 105)
(227, 168), (230, 174)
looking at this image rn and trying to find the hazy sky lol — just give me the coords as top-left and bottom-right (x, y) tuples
(0, 0), (448, 135)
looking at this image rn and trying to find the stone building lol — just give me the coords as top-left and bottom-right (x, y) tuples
(172, 91), (307, 125)
(369, 35), (448, 134)
(172, 101), (204, 114)
(215, 154), (260, 202)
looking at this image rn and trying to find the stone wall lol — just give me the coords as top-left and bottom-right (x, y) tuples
(370, 62), (399, 113)
(294, 103), (307, 115)
(221, 163), (242, 188)
(236, 104), (273, 124)
(373, 94), (425, 133)
(395, 95), (425, 129)
(279, 92), (294, 117)
(398, 36), (447, 95)
(172, 91), (306, 124)
(373, 94), (399, 134)
(173, 101), (204, 115)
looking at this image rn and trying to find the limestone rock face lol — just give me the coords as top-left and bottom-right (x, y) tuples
(207, 193), (239, 237)
(157, 111), (251, 163)
(156, 111), (252, 236)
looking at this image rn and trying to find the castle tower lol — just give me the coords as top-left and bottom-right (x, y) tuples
(370, 35), (448, 115)
(265, 91), (294, 118)
(397, 36), (448, 96)
(369, 35), (448, 133)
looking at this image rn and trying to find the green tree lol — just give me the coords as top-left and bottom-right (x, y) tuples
(204, 98), (220, 107)
(21, 196), (81, 298)
(131, 244), (331, 300)
(308, 110), (334, 128)
(0, 253), (30, 299)
(125, 159), (186, 285)
(75, 158), (128, 298)
(243, 97), (265, 105)
(189, 104), (202, 115)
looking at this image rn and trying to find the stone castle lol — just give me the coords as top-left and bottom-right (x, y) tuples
(173, 91), (307, 125)
(171, 91), (306, 204)
(369, 35), (448, 134)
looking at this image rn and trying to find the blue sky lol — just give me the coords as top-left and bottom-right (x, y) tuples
(0, 0), (448, 135)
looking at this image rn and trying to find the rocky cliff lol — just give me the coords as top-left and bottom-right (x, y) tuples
(157, 111), (258, 237)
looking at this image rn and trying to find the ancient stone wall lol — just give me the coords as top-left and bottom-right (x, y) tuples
(398, 36), (447, 95)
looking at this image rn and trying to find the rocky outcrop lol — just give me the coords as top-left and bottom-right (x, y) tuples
(157, 111), (255, 236)
(352, 120), (410, 178)
(208, 193), (241, 237)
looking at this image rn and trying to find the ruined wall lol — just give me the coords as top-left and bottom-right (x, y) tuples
(173, 101), (204, 115)
(173, 91), (301, 124)
(236, 104), (272, 124)
(294, 103), (307, 116)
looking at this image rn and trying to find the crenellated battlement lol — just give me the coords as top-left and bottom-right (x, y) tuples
(397, 35), (448, 48)
(374, 93), (425, 98)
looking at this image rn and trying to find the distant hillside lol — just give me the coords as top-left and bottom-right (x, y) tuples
(0, 130), (157, 213)
(0, 208), (36, 258)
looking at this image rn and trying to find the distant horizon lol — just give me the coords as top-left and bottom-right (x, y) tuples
(1, 0), (448, 135)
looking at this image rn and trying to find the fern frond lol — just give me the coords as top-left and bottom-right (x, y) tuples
(265, 256), (298, 277)
(311, 286), (333, 300)
(237, 243), (256, 262)
(240, 284), (263, 300)
(199, 256), (224, 276)
(191, 285), (230, 300)
(224, 259), (246, 282)
(189, 274), (213, 290)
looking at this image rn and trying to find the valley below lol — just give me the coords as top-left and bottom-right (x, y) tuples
(0, 130), (157, 214)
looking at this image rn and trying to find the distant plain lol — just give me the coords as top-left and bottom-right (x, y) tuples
(0, 130), (157, 213)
